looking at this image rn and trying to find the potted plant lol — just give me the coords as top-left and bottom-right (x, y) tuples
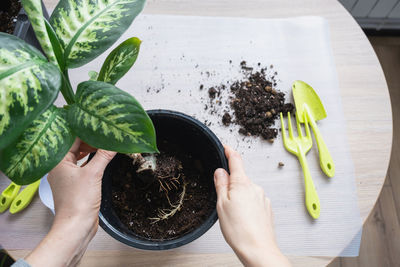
(1, 0), (228, 249)
(97, 110), (228, 250)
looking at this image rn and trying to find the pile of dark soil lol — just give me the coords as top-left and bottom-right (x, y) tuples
(111, 140), (215, 240)
(0, 0), (21, 34)
(206, 61), (294, 141)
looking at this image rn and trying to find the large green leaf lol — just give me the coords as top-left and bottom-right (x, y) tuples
(98, 37), (141, 85)
(21, 0), (58, 65)
(50, 0), (145, 69)
(67, 80), (157, 153)
(0, 33), (61, 149)
(44, 19), (66, 70)
(0, 106), (75, 185)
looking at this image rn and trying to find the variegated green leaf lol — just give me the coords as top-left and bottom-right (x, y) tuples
(21, 0), (58, 65)
(98, 37), (141, 85)
(0, 33), (61, 149)
(67, 80), (157, 153)
(50, 0), (145, 69)
(0, 106), (75, 185)
(44, 19), (66, 70)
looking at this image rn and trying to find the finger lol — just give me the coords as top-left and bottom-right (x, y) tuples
(223, 145), (249, 184)
(70, 138), (81, 154)
(265, 196), (271, 208)
(265, 197), (273, 217)
(266, 197), (275, 226)
(63, 138), (81, 164)
(80, 160), (88, 167)
(253, 184), (265, 197)
(214, 168), (229, 201)
(86, 150), (117, 173)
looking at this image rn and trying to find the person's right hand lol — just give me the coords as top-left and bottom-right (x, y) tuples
(25, 138), (116, 267)
(214, 145), (291, 267)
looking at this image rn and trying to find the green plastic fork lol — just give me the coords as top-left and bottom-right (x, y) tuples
(280, 112), (321, 219)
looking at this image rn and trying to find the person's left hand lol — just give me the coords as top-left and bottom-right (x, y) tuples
(48, 138), (116, 230)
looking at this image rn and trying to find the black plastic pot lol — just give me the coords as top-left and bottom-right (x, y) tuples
(13, 1), (48, 51)
(98, 109), (228, 250)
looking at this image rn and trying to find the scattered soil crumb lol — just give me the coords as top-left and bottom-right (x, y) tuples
(208, 87), (217, 98)
(222, 113), (232, 126)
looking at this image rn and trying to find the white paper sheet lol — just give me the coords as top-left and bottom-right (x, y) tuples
(0, 14), (362, 257)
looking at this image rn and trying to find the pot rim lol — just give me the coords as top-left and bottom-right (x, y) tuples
(99, 109), (228, 250)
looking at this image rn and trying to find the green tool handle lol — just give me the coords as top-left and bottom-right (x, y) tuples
(9, 180), (41, 214)
(298, 150), (321, 219)
(0, 183), (21, 213)
(306, 110), (335, 178)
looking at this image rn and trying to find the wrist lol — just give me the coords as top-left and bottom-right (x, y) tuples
(52, 216), (98, 246)
(53, 210), (99, 234)
(235, 242), (290, 267)
(50, 214), (98, 250)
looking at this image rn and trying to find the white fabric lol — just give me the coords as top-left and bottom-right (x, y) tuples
(70, 15), (362, 256)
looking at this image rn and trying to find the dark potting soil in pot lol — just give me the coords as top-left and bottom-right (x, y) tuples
(0, 0), (21, 34)
(110, 139), (216, 240)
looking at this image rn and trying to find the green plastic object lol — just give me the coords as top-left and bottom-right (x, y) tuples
(9, 180), (41, 214)
(292, 80), (335, 178)
(0, 182), (21, 213)
(280, 112), (320, 219)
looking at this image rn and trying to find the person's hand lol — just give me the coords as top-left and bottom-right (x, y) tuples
(214, 145), (291, 267)
(48, 138), (116, 229)
(25, 138), (116, 267)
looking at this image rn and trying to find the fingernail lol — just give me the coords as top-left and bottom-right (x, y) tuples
(214, 168), (224, 178)
(214, 168), (228, 184)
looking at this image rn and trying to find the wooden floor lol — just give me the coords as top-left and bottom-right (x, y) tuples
(328, 37), (400, 267)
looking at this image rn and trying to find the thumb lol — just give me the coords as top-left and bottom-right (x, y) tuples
(214, 168), (229, 201)
(86, 149), (117, 172)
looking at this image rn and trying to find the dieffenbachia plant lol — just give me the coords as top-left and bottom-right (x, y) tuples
(0, 0), (157, 185)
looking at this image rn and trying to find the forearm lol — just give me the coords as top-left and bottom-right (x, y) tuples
(25, 216), (97, 267)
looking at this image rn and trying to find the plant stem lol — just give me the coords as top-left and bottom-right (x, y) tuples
(60, 70), (75, 105)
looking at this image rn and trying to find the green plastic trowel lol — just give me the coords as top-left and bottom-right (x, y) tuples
(0, 180), (41, 214)
(9, 180), (41, 214)
(0, 182), (21, 213)
(292, 80), (335, 177)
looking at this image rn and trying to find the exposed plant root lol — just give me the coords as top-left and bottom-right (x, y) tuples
(149, 181), (187, 224)
(127, 153), (187, 223)
(158, 174), (181, 193)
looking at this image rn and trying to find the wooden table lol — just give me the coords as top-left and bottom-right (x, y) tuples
(9, 0), (393, 266)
